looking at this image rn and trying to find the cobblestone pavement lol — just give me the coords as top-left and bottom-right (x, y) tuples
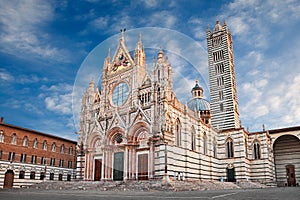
(0, 187), (300, 200)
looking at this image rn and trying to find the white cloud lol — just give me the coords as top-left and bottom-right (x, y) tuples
(0, 0), (70, 62)
(45, 93), (73, 115)
(141, 0), (159, 8)
(41, 83), (73, 115)
(89, 16), (109, 29)
(0, 69), (14, 82)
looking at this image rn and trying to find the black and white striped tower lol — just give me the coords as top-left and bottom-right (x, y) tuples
(206, 20), (241, 131)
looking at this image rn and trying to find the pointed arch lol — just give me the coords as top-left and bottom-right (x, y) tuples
(203, 132), (207, 155)
(225, 137), (234, 158)
(175, 118), (181, 147)
(107, 127), (125, 145)
(191, 126), (196, 151)
(213, 137), (217, 158)
(253, 139), (261, 159)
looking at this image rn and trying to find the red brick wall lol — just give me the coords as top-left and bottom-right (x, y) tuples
(0, 123), (77, 169)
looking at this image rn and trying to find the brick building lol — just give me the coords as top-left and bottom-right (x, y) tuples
(0, 118), (77, 188)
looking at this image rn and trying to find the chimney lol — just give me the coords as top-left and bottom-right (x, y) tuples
(0, 117), (4, 123)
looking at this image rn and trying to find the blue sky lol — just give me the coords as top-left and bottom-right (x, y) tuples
(1, 0), (300, 141)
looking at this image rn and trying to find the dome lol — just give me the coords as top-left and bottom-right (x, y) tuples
(187, 98), (210, 112)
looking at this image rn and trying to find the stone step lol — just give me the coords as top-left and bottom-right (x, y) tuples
(28, 180), (271, 191)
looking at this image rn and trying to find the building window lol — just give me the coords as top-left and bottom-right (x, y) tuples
(33, 138), (38, 149)
(41, 157), (47, 165)
(245, 139), (248, 158)
(67, 174), (71, 181)
(50, 158), (55, 166)
(11, 133), (17, 145)
(253, 141), (261, 159)
(60, 144), (65, 154)
(59, 159), (64, 167)
(30, 171), (35, 179)
(213, 139), (217, 158)
(0, 131), (4, 143)
(226, 139), (234, 158)
(42, 140), (47, 150)
(58, 173), (63, 181)
(19, 170), (25, 179)
(69, 146), (73, 155)
(50, 172), (54, 180)
(68, 161), (73, 168)
(8, 152), (15, 161)
(203, 133), (207, 155)
(31, 155), (37, 164)
(175, 119), (181, 147)
(191, 128), (196, 151)
(40, 172), (45, 180)
(20, 154), (27, 163)
(22, 136), (28, 147)
(0, 150), (2, 159)
(51, 143), (56, 152)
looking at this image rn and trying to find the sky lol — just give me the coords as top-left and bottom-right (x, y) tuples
(1, 0), (300, 141)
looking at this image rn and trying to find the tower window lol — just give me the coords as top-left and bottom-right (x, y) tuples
(213, 50), (224, 62)
(220, 103), (224, 112)
(215, 63), (224, 74)
(219, 90), (224, 100)
(217, 76), (224, 86)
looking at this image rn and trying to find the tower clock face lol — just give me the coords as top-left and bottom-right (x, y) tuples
(111, 82), (129, 106)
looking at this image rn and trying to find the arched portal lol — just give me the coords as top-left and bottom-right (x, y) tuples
(3, 169), (14, 188)
(273, 135), (300, 186)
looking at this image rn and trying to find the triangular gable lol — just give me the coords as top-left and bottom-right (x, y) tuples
(89, 120), (104, 136)
(108, 109), (127, 130)
(110, 39), (134, 73)
(130, 105), (151, 126)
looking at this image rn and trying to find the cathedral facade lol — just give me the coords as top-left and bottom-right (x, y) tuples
(77, 21), (300, 186)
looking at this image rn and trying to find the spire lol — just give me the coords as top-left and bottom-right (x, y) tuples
(157, 47), (164, 63)
(120, 28), (126, 42)
(134, 32), (145, 66)
(89, 78), (95, 91)
(106, 48), (111, 63)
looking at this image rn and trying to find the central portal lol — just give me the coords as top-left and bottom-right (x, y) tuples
(138, 153), (148, 180)
(113, 152), (124, 181)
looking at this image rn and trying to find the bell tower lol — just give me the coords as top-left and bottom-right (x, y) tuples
(206, 20), (241, 130)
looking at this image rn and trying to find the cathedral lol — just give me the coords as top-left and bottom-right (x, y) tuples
(77, 21), (300, 186)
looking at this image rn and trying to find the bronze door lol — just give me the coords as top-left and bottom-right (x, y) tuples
(138, 153), (148, 180)
(94, 159), (102, 181)
(113, 152), (124, 181)
(286, 165), (296, 186)
(227, 168), (236, 182)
